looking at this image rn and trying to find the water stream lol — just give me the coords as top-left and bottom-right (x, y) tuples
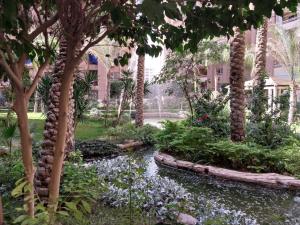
(134, 148), (300, 225)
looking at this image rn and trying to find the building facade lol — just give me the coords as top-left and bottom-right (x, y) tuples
(206, 7), (300, 102)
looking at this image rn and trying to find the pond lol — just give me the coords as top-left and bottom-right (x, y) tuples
(93, 148), (300, 225)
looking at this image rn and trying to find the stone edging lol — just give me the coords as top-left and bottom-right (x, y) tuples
(154, 152), (300, 189)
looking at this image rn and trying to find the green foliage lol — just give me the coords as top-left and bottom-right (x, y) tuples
(246, 114), (294, 149)
(106, 123), (159, 145)
(135, 124), (160, 145)
(154, 121), (186, 151)
(247, 76), (295, 148)
(192, 90), (230, 137)
(155, 121), (300, 176)
(38, 72), (97, 124)
(206, 141), (286, 173)
(155, 41), (228, 116)
(0, 151), (24, 193)
(73, 71), (98, 124)
(110, 80), (123, 99)
(248, 73), (268, 124)
(11, 157), (103, 225)
(59, 162), (104, 224)
(0, 111), (17, 152)
(279, 137), (300, 178)
(155, 121), (215, 160)
(37, 75), (52, 112)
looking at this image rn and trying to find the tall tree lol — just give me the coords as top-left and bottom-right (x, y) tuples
(229, 28), (246, 142)
(0, 1), (57, 217)
(268, 26), (300, 125)
(254, 19), (268, 81)
(250, 19), (268, 123)
(156, 40), (228, 117)
(35, 39), (76, 201)
(135, 55), (145, 127)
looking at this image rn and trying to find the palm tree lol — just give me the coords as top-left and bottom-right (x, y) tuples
(254, 19), (268, 81)
(117, 70), (135, 124)
(35, 39), (76, 201)
(249, 19), (268, 123)
(268, 26), (300, 124)
(135, 55), (145, 127)
(230, 27), (246, 142)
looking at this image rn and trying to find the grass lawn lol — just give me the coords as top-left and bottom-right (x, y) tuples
(0, 111), (108, 142)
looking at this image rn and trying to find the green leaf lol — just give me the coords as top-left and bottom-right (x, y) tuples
(12, 180), (28, 197)
(13, 215), (27, 224)
(57, 210), (69, 217)
(65, 202), (78, 211)
(81, 200), (91, 213)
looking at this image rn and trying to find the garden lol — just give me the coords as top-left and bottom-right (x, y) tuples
(1, 1), (300, 225)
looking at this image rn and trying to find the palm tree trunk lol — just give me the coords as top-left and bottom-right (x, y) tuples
(254, 19), (268, 81)
(230, 28), (246, 142)
(35, 39), (75, 202)
(135, 55), (145, 127)
(288, 80), (297, 125)
(252, 19), (268, 122)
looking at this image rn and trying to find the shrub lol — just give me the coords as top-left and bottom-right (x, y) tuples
(136, 124), (160, 145)
(155, 120), (186, 151)
(106, 123), (139, 142)
(246, 114), (295, 149)
(206, 141), (286, 173)
(93, 156), (193, 222)
(155, 121), (215, 160)
(192, 90), (230, 137)
(0, 151), (24, 193)
(0, 151), (24, 223)
(155, 121), (300, 175)
(106, 123), (159, 145)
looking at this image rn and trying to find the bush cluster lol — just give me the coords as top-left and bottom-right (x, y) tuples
(106, 123), (160, 145)
(155, 121), (300, 176)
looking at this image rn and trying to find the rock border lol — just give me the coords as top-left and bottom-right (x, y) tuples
(154, 152), (300, 190)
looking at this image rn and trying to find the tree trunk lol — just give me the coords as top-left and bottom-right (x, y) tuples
(135, 55), (145, 127)
(254, 19), (268, 81)
(288, 81), (297, 125)
(0, 195), (3, 225)
(35, 39), (75, 202)
(14, 90), (35, 217)
(48, 64), (76, 223)
(230, 28), (246, 142)
(251, 19), (268, 123)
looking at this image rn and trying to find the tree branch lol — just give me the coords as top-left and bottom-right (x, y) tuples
(76, 28), (116, 63)
(0, 50), (22, 90)
(26, 57), (50, 100)
(27, 13), (58, 41)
